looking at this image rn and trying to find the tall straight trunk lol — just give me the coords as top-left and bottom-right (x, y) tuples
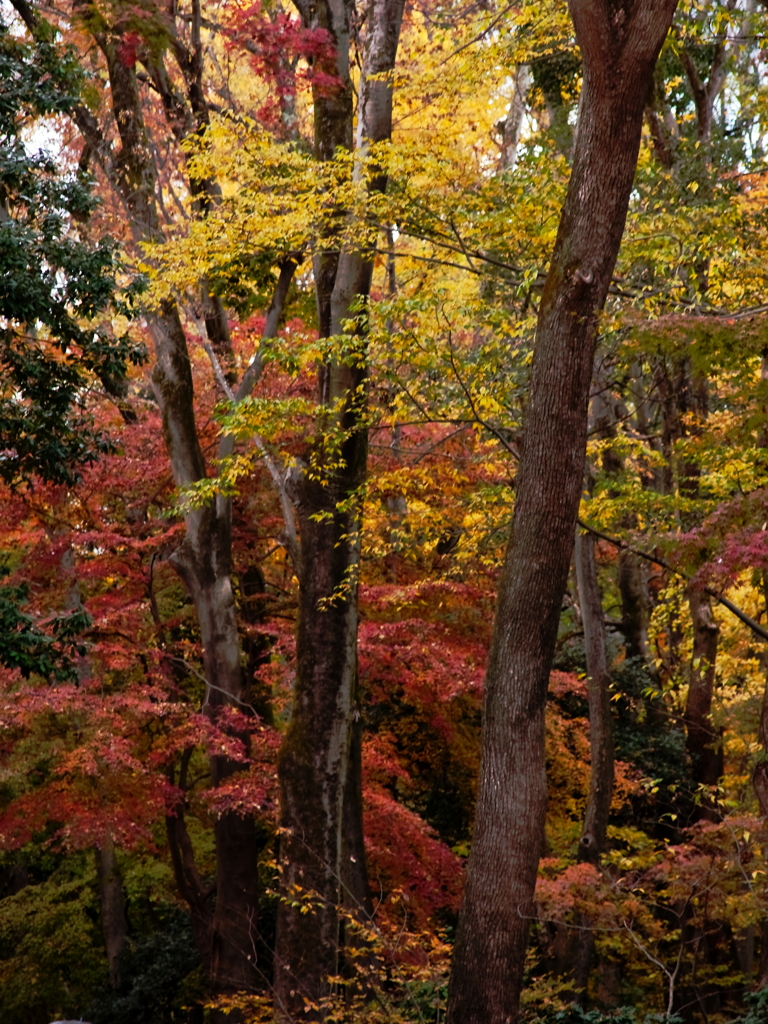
(274, 0), (405, 1017)
(619, 549), (653, 661)
(575, 531), (614, 865)
(657, 355), (722, 816)
(96, 840), (128, 990)
(445, 4), (678, 1022)
(755, 574), (768, 988)
(679, 378), (721, 819)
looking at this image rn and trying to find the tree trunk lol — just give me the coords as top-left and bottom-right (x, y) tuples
(96, 840), (128, 989)
(575, 531), (614, 865)
(619, 549), (654, 662)
(685, 585), (722, 820)
(572, 530), (615, 999)
(274, 0), (404, 1017)
(499, 65), (531, 172)
(69, 14), (261, 997)
(755, 509), (768, 990)
(445, 3), (678, 1022)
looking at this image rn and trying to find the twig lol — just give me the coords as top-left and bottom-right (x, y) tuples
(445, 330), (521, 459)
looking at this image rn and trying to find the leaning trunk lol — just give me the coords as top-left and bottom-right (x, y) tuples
(445, 3), (678, 1021)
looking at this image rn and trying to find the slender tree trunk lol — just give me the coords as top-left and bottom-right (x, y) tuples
(575, 531), (614, 865)
(67, 14), (261, 997)
(445, 4), (678, 1022)
(274, 1), (404, 1017)
(619, 549), (653, 662)
(96, 840), (128, 990)
(499, 65), (531, 172)
(572, 530), (615, 998)
(685, 586), (722, 819)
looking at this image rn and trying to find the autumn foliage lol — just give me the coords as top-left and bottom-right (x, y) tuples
(4, 0), (768, 1023)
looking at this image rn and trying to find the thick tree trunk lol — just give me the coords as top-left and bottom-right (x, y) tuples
(274, 1), (404, 1017)
(445, 4), (678, 1022)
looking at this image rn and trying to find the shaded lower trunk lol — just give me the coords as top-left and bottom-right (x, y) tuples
(273, 464), (366, 1019)
(210, 777), (262, 993)
(572, 530), (615, 999)
(753, 575), (768, 988)
(685, 586), (721, 822)
(575, 531), (614, 864)
(96, 840), (127, 990)
(166, 799), (213, 964)
(619, 549), (653, 664)
(172, 548), (261, 997)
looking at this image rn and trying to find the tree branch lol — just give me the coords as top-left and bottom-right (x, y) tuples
(577, 518), (768, 643)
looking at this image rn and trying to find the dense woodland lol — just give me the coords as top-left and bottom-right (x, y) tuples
(3, 0), (768, 1021)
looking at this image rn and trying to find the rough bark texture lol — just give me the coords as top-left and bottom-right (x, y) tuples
(445, 4), (678, 1022)
(274, 1), (404, 1017)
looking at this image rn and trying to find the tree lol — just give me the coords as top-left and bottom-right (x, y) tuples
(8, 2), (768, 1021)
(271, 0), (406, 1015)
(0, 15), (140, 488)
(445, 3), (680, 1022)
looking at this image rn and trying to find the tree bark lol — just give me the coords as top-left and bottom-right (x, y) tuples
(499, 65), (531, 172)
(619, 549), (654, 662)
(274, 0), (404, 1017)
(445, 3), (678, 1022)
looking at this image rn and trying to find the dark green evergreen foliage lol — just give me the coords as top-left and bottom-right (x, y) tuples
(0, 19), (145, 487)
(87, 909), (202, 1024)
(523, 1005), (681, 1024)
(0, 852), (107, 1024)
(554, 623), (693, 838)
(730, 989), (768, 1024)
(610, 657), (692, 834)
(0, 567), (89, 681)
